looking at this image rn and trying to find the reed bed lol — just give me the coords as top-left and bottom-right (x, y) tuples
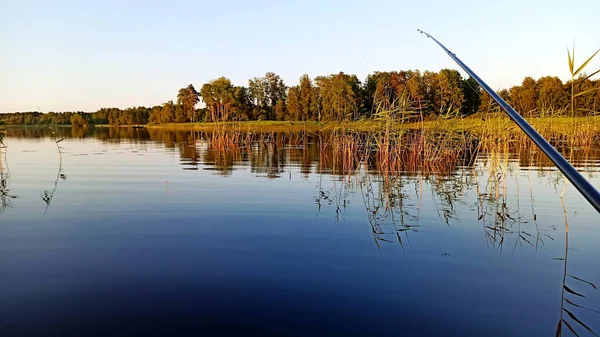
(194, 110), (600, 179)
(200, 127), (480, 177)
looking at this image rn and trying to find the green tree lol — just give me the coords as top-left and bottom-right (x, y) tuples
(148, 105), (163, 124)
(315, 72), (360, 121)
(92, 108), (110, 124)
(498, 88), (510, 103)
(421, 71), (439, 114)
(570, 75), (598, 115)
(508, 85), (522, 113)
(161, 101), (176, 123)
(461, 77), (481, 116)
(265, 72), (286, 109)
(70, 113), (88, 128)
(275, 99), (287, 121)
(248, 72), (286, 120)
(232, 86), (252, 121)
(363, 72), (382, 115)
(436, 69), (464, 114)
(177, 84), (200, 123)
(536, 76), (568, 112)
(299, 74), (315, 120)
(595, 79), (600, 113)
(407, 70), (425, 110)
(287, 86), (301, 120)
(200, 77), (236, 122)
(249, 76), (267, 107)
(519, 76), (538, 116)
(366, 71), (414, 114)
(310, 86), (321, 120)
(174, 104), (186, 123)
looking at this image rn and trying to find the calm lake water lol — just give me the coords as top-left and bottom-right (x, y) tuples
(1, 127), (599, 337)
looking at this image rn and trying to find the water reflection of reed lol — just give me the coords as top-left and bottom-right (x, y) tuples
(309, 148), (598, 335)
(1, 143), (17, 213)
(556, 199), (600, 337)
(40, 159), (65, 215)
(4, 126), (600, 174)
(172, 130), (597, 177)
(193, 128), (483, 177)
(359, 173), (420, 249)
(6, 127), (598, 225)
(316, 158), (566, 254)
(38, 127), (66, 215)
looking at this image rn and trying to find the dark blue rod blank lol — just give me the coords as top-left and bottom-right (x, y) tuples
(418, 29), (600, 213)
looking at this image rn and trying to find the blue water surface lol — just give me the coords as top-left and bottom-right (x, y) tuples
(0, 129), (599, 337)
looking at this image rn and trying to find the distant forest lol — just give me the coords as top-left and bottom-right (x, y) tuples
(2, 69), (599, 126)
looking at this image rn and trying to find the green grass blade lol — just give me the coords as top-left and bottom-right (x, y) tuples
(573, 88), (599, 98)
(562, 319), (579, 337)
(574, 48), (600, 76)
(556, 320), (562, 337)
(573, 42), (576, 72)
(576, 69), (600, 83)
(569, 274), (599, 290)
(565, 298), (600, 314)
(577, 108), (600, 115)
(568, 48), (574, 75)
(563, 308), (599, 336)
(564, 285), (586, 298)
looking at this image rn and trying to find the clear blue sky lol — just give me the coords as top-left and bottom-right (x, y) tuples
(1, 0), (599, 112)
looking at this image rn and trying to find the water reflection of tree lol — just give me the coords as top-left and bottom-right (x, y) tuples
(101, 127), (150, 142)
(71, 126), (88, 139)
(249, 141), (285, 179)
(7, 126), (596, 176)
(179, 131), (200, 170)
(202, 143), (241, 177)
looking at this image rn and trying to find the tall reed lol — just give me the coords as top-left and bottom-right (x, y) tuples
(567, 44), (600, 117)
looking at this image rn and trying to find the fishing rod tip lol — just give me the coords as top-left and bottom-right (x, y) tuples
(417, 29), (430, 38)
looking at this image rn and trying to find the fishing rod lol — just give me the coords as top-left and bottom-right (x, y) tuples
(417, 29), (600, 213)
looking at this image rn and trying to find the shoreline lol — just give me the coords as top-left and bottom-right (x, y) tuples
(2, 116), (600, 133)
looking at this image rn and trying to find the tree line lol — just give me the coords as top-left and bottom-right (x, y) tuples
(2, 70), (599, 126)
